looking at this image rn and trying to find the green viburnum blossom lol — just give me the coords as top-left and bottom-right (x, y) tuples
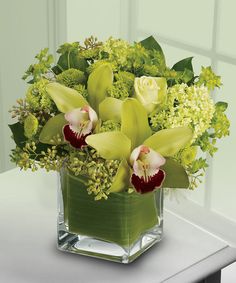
(150, 84), (215, 141)
(26, 79), (54, 111)
(24, 114), (39, 138)
(197, 66), (221, 90)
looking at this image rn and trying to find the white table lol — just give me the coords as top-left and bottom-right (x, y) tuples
(0, 169), (235, 283)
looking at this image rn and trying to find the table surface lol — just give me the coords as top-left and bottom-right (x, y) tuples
(0, 168), (235, 283)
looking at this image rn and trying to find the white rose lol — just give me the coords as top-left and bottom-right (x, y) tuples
(134, 76), (167, 113)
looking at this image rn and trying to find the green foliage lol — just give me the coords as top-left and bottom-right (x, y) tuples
(197, 66), (221, 90)
(22, 48), (54, 83)
(53, 42), (88, 74)
(161, 158), (189, 188)
(139, 35), (166, 65)
(9, 122), (27, 149)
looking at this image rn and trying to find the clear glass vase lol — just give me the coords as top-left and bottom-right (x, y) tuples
(57, 168), (163, 263)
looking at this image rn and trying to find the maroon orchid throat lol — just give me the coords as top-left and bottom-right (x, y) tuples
(63, 106), (98, 149)
(130, 145), (166, 194)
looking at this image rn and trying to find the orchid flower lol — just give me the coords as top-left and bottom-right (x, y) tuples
(39, 64), (121, 147)
(63, 106), (98, 148)
(130, 145), (166, 194)
(85, 98), (193, 194)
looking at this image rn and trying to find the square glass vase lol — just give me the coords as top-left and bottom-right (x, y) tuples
(57, 169), (163, 264)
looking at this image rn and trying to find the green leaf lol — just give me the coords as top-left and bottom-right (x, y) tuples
(172, 57), (194, 72)
(121, 98), (152, 150)
(9, 122), (27, 148)
(85, 131), (131, 160)
(161, 158), (189, 188)
(46, 82), (88, 113)
(54, 51), (88, 74)
(9, 122), (49, 160)
(87, 64), (113, 113)
(99, 97), (122, 122)
(140, 36), (165, 64)
(215, 101), (228, 112)
(144, 127), (193, 157)
(107, 160), (131, 193)
(39, 113), (67, 145)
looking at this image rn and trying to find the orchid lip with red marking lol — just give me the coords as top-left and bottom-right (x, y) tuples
(63, 106), (98, 149)
(130, 145), (166, 194)
(131, 169), (165, 194)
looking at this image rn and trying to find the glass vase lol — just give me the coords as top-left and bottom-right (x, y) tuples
(57, 168), (163, 263)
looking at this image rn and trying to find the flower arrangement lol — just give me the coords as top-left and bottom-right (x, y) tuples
(9, 36), (230, 200)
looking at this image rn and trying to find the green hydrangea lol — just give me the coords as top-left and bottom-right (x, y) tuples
(26, 79), (53, 111)
(197, 66), (221, 90)
(56, 68), (86, 87)
(24, 114), (39, 138)
(150, 84), (215, 141)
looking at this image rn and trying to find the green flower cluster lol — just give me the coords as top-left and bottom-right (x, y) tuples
(9, 35), (230, 199)
(22, 48), (54, 83)
(57, 68), (86, 88)
(100, 120), (121, 132)
(197, 66), (221, 90)
(25, 79), (54, 112)
(150, 84), (215, 141)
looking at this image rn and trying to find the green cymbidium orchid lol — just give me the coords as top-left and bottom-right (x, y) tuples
(85, 98), (193, 194)
(39, 64), (121, 145)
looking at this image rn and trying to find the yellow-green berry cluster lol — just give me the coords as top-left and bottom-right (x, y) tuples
(68, 148), (120, 200)
(87, 159), (120, 200)
(39, 147), (65, 171)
